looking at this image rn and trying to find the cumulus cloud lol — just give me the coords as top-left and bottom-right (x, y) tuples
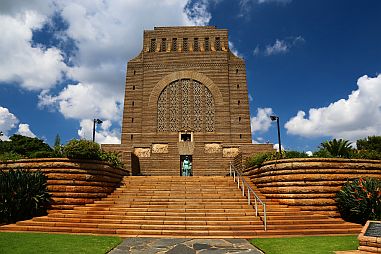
(0, 106), (36, 140)
(285, 74), (381, 141)
(0, 106), (19, 139)
(251, 108), (274, 133)
(78, 119), (120, 144)
(16, 123), (36, 138)
(0, 10), (67, 90)
(38, 82), (122, 121)
(273, 143), (284, 151)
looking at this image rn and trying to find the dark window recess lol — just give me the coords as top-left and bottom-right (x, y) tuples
(237, 84), (240, 89)
(240, 134), (242, 139)
(181, 133), (191, 141)
(132, 85), (135, 90)
(131, 134), (133, 140)
(239, 117), (241, 122)
(133, 70), (136, 75)
(172, 38), (177, 51)
(160, 38), (166, 52)
(131, 118), (134, 123)
(150, 39), (156, 52)
(132, 101), (135, 106)
(194, 38), (199, 51)
(238, 100), (240, 105)
(183, 38), (188, 52)
(236, 68), (239, 74)
(215, 37), (221, 51)
(204, 37), (210, 51)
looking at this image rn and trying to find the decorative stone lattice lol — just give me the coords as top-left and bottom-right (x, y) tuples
(152, 144), (169, 154)
(157, 79), (215, 132)
(134, 148), (151, 158)
(205, 143), (222, 154)
(223, 147), (240, 158)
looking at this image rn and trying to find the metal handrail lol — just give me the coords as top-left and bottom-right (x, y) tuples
(229, 162), (267, 231)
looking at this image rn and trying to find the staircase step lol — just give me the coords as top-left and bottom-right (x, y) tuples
(0, 175), (361, 238)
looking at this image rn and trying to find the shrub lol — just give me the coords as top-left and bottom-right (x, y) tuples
(0, 152), (24, 162)
(63, 139), (101, 160)
(336, 177), (381, 224)
(283, 150), (310, 159)
(357, 136), (381, 153)
(245, 152), (276, 168)
(0, 169), (51, 223)
(349, 150), (381, 160)
(99, 151), (124, 168)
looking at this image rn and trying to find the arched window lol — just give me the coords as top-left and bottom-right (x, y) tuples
(157, 79), (215, 132)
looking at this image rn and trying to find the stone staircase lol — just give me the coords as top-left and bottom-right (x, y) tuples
(0, 176), (361, 238)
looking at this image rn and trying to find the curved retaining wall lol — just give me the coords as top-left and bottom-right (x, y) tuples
(0, 158), (129, 210)
(243, 158), (381, 217)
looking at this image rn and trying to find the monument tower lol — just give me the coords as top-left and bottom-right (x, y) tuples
(104, 26), (272, 175)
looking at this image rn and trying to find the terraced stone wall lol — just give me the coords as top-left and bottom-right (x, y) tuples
(243, 158), (381, 217)
(0, 158), (129, 210)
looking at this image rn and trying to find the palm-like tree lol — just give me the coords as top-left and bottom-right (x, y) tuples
(320, 139), (352, 158)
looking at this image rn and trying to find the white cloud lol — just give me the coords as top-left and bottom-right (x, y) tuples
(0, 11), (67, 90)
(248, 93), (254, 102)
(0, 106), (37, 140)
(285, 74), (381, 141)
(251, 108), (274, 133)
(78, 119), (120, 144)
(0, 106), (19, 140)
(229, 41), (243, 58)
(306, 151), (313, 156)
(254, 36), (304, 56)
(38, 82), (122, 122)
(239, 0), (292, 17)
(258, 0), (292, 4)
(265, 39), (289, 55)
(184, 0), (212, 26)
(16, 123), (36, 138)
(273, 143), (284, 151)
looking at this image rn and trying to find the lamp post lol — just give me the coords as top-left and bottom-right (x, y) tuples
(270, 115), (282, 158)
(92, 119), (103, 142)
(0, 131), (3, 140)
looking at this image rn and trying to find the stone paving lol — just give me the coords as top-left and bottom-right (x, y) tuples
(108, 237), (263, 254)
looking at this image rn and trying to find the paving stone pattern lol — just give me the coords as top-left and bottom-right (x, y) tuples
(108, 238), (263, 254)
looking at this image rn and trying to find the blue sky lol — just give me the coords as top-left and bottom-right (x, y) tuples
(0, 0), (380, 152)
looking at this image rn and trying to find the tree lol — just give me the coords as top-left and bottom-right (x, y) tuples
(319, 139), (352, 158)
(0, 134), (52, 158)
(54, 134), (61, 147)
(357, 136), (381, 153)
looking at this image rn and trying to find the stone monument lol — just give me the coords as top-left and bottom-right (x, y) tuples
(103, 26), (272, 175)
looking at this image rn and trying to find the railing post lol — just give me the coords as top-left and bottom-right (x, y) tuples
(254, 198), (258, 217)
(237, 175), (240, 189)
(233, 171), (236, 182)
(242, 180), (244, 196)
(247, 189), (250, 205)
(263, 203), (267, 231)
(229, 162), (232, 176)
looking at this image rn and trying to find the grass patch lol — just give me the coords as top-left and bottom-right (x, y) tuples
(250, 235), (358, 254)
(0, 232), (122, 254)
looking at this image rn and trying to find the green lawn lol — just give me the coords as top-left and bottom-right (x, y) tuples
(250, 235), (358, 254)
(0, 232), (122, 254)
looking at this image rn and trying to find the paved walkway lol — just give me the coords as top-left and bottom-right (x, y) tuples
(109, 238), (263, 254)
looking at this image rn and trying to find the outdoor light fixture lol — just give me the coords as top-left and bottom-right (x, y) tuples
(270, 115), (282, 157)
(92, 118), (103, 142)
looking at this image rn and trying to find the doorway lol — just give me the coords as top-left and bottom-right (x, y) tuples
(180, 155), (192, 176)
